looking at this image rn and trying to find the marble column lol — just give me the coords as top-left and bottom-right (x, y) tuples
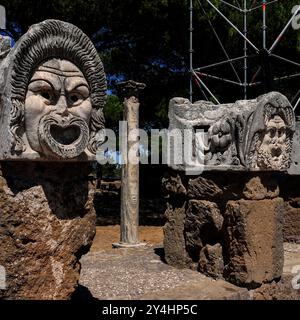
(113, 80), (146, 248)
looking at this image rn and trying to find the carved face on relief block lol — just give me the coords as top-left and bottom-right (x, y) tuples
(257, 115), (288, 169)
(0, 20), (106, 160)
(25, 59), (92, 159)
(246, 93), (295, 171)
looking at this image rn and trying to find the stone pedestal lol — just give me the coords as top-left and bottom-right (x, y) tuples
(224, 198), (284, 287)
(163, 171), (284, 288)
(0, 162), (96, 299)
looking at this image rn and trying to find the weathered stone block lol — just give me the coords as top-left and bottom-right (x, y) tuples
(283, 200), (300, 242)
(187, 176), (223, 200)
(163, 201), (190, 268)
(184, 200), (223, 267)
(243, 175), (279, 200)
(163, 198), (224, 271)
(224, 198), (284, 288)
(199, 244), (224, 279)
(0, 163), (96, 300)
(168, 93), (295, 172)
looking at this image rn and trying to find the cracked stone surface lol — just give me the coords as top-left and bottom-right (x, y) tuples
(79, 245), (250, 300)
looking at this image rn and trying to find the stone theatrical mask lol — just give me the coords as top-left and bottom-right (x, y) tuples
(256, 115), (288, 169)
(25, 59), (92, 159)
(0, 20), (107, 160)
(246, 95), (295, 171)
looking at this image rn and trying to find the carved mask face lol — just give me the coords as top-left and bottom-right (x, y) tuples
(24, 59), (92, 159)
(257, 115), (288, 169)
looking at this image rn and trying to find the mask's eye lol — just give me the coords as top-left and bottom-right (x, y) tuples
(68, 84), (90, 106)
(41, 91), (51, 100)
(277, 128), (285, 137)
(268, 128), (276, 138)
(28, 80), (54, 104)
(70, 94), (80, 103)
(68, 93), (84, 106)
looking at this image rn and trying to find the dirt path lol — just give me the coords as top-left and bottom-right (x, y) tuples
(91, 226), (164, 252)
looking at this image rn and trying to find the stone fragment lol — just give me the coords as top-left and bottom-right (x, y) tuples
(163, 201), (190, 268)
(223, 198), (284, 288)
(185, 200), (223, 262)
(162, 173), (186, 198)
(168, 92), (295, 172)
(252, 275), (300, 300)
(199, 244), (224, 279)
(187, 176), (223, 200)
(0, 35), (10, 55)
(243, 175), (279, 200)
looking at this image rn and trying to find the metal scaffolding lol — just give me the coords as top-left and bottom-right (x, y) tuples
(189, 0), (300, 110)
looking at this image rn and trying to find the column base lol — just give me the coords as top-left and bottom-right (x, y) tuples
(112, 242), (147, 249)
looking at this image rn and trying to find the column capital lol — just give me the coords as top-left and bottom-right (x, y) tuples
(117, 80), (146, 99)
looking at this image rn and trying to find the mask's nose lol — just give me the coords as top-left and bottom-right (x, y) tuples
(55, 95), (69, 117)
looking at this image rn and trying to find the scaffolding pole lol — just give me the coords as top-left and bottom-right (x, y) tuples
(269, 6), (300, 53)
(262, 0), (267, 49)
(189, 0), (193, 102)
(243, 0), (247, 99)
(193, 71), (220, 104)
(189, 0), (299, 108)
(195, 55), (249, 71)
(206, 0), (259, 52)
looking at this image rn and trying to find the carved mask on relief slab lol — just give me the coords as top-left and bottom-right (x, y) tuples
(0, 19), (107, 160)
(246, 93), (295, 171)
(25, 59), (92, 159)
(257, 115), (288, 169)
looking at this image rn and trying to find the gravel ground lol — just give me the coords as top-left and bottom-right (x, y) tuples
(77, 227), (300, 300)
(79, 245), (249, 300)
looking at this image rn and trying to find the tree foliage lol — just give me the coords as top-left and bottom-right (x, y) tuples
(2, 0), (300, 128)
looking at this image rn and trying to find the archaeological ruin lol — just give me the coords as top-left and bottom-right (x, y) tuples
(0, 19), (106, 299)
(0, 11), (299, 302)
(163, 92), (300, 288)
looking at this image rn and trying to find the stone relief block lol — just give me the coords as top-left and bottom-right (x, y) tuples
(168, 92), (296, 172)
(0, 20), (106, 161)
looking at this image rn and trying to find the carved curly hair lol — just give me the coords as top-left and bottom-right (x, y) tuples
(8, 19), (106, 155)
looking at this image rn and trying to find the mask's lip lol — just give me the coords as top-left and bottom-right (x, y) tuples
(38, 114), (89, 159)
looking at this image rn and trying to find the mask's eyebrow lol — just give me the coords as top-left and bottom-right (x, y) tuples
(29, 71), (62, 92)
(64, 77), (90, 94)
(28, 79), (56, 93)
